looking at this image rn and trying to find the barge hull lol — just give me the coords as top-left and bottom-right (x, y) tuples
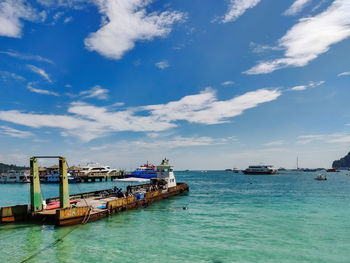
(1, 183), (189, 226)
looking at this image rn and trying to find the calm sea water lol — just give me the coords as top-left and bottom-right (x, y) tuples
(1, 171), (350, 263)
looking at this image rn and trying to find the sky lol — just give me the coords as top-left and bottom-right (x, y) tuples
(0, 0), (350, 170)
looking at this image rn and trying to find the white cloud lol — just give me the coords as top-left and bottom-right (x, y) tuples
(290, 85), (307, 91)
(264, 140), (285, 146)
(27, 64), (52, 82)
(0, 125), (33, 138)
(79, 85), (109, 100)
(221, 81), (234, 86)
(0, 0), (40, 38)
(155, 60), (169, 69)
(0, 88), (281, 141)
(0, 70), (25, 81)
(337, 71), (350, 77)
(297, 133), (350, 144)
(27, 82), (58, 96)
(245, 0), (350, 74)
(84, 0), (186, 60)
(63, 16), (72, 24)
(284, 0), (312, 16)
(91, 136), (221, 152)
(0, 50), (53, 64)
(249, 42), (283, 53)
(221, 0), (261, 23)
(143, 88), (281, 125)
(289, 80), (325, 91)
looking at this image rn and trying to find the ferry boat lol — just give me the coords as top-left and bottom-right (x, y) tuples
(127, 162), (157, 179)
(243, 165), (277, 175)
(0, 170), (30, 183)
(80, 163), (117, 176)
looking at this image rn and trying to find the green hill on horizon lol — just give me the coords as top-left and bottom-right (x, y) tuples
(0, 163), (29, 173)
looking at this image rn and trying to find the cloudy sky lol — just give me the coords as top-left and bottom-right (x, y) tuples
(0, 0), (350, 169)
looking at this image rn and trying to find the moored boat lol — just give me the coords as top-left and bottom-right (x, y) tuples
(0, 157), (189, 227)
(243, 165), (277, 175)
(0, 170), (30, 183)
(41, 173), (77, 184)
(127, 161), (157, 179)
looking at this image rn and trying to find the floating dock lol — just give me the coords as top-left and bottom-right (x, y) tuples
(0, 156), (189, 226)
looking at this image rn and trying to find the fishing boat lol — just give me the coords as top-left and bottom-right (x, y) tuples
(314, 174), (327, 180)
(127, 161), (157, 179)
(243, 165), (277, 175)
(0, 170), (30, 183)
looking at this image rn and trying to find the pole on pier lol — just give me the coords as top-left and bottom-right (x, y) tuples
(30, 157), (42, 212)
(59, 157), (70, 208)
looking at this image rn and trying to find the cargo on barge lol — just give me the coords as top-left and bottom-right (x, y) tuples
(0, 157), (189, 226)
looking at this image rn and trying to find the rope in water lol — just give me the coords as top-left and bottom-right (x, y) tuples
(20, 161), (95, 262)
(20, 225), (79, 263)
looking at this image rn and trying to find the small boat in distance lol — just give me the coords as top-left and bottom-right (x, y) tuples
(315, 174), (327, 180)
(233, 168), (240, 173)
(326, 168), (340, 172)
(225, 168), (233, 171)
(243, 165), (277, 175)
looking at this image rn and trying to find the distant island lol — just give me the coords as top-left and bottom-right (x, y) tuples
(0, 163), (29, 173)
(332, 152), (350, 169)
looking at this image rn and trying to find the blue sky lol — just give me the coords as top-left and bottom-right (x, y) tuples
(0, 0), (350, 169)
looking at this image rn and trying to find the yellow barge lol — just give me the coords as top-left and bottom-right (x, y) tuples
(0, 157), (189, 226)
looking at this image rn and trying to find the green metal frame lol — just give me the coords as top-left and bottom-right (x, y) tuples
(30, 156), (70, 212)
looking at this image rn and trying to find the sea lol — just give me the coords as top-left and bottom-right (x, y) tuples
(1, 170), (350, 263)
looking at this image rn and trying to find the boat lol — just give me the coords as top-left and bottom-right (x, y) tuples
(80, 163), (117, 176)
(41, 173), (77, 184)
(233, 168), (240, 173)
(0, 157), (189, 227)
(127, 161), (157, 179)
(243, 165), (277, 175)
(326, 168), (340, 172)
(225, 168), (233, 171)
(314, 174), (327, 180)
(0, 170), (30, 183)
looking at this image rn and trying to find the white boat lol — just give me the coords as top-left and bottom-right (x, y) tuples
(314, 174), (327, 181)
(80, 163), (117, 176)
(243, 165), (278, 175)
(0, 170), (30, 183)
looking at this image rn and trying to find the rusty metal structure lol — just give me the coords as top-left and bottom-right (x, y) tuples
(0, 157), (189, 226)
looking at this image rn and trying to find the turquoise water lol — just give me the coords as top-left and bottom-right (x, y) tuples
(1, 171), (350, 263)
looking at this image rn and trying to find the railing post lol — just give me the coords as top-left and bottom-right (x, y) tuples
(30, 157), (42, 212)
(59, 157), (70, 208)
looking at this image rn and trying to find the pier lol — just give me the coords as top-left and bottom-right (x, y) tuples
(0, 156), (189, 226)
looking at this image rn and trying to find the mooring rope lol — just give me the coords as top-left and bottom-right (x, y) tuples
(20, 162), (94, 262)
(20, 225), (79, 263)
